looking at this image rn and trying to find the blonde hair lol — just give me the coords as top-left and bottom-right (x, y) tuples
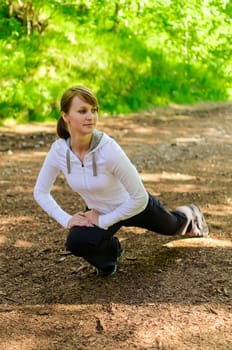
(57, 85), (99, 139)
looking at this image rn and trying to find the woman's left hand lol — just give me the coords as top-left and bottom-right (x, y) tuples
(84, 209), (99, 226)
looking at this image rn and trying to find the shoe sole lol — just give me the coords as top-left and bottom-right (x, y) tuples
(117, 248), (125, 261)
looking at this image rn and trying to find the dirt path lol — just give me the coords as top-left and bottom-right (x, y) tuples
(0, 103), (232, 350)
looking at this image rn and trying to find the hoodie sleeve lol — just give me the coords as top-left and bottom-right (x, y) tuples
(98, 139), (149, 229)
(33, 142), (72, 229)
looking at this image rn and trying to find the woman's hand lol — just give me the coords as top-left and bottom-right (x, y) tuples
(84, 209), (99, 227)
(67, 211), (94, 229)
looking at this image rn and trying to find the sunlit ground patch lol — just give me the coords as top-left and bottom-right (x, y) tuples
(0, 235), (8, 245)
(164, 237), (232, 248)
(14, 239), (35, 248)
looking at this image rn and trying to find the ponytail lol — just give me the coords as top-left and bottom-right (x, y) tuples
(57, 116), (70, 139)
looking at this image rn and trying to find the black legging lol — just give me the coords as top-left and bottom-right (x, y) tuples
(66, 193), (186, 270)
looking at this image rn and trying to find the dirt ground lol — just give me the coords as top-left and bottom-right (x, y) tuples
(0, 102), (232, 350)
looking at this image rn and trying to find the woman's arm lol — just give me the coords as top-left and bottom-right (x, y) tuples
(33, 146), (72, 229)
(98, 140), (149, 229)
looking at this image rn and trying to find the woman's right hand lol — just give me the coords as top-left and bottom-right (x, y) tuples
(67, 211), (94, 229)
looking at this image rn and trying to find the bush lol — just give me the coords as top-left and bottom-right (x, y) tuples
(0, 0), (230, 123)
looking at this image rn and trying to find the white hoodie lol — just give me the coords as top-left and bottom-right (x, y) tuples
(34, 131), (149, 229)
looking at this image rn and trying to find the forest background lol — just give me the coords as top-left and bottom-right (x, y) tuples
(0, 0), (231, 124)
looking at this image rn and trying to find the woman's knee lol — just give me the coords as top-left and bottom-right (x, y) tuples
(65, 226), (101, 255)
(65, 227), (86, 254)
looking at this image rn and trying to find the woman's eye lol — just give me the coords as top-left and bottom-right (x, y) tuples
(78, 108), (98, 114)
(79, 109), (87, 114)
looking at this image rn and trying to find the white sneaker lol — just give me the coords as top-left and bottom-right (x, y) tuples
(185, 204), (209, 237)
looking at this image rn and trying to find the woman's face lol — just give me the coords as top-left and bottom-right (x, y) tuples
(62, 95), (98, 136)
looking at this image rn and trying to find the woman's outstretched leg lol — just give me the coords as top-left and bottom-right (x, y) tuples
(123, 193), (208, 237)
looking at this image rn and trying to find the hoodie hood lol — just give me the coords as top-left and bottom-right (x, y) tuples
(66, 129), (104, 176)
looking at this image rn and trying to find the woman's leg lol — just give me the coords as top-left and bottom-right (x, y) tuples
(65, 194), (208, 275)
(122, 193), (186, 235)
(65, 223), (122, 272)
(122, 193), (208, 237)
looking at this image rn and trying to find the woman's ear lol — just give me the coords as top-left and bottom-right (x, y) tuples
(61, 111), (68, 123)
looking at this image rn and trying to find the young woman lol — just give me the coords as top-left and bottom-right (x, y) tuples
(34, 85), (208, 276)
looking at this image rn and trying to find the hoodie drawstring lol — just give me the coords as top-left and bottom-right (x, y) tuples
(92, 152), (97, 176)
(66, 148), (71, 174)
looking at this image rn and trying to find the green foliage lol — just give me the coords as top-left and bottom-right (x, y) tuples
(0, 0), (231, 123)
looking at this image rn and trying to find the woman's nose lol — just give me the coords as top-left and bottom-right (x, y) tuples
(86, 110), (94, 118)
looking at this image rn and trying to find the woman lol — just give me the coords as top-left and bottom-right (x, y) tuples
(34, 85), (208, 277)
